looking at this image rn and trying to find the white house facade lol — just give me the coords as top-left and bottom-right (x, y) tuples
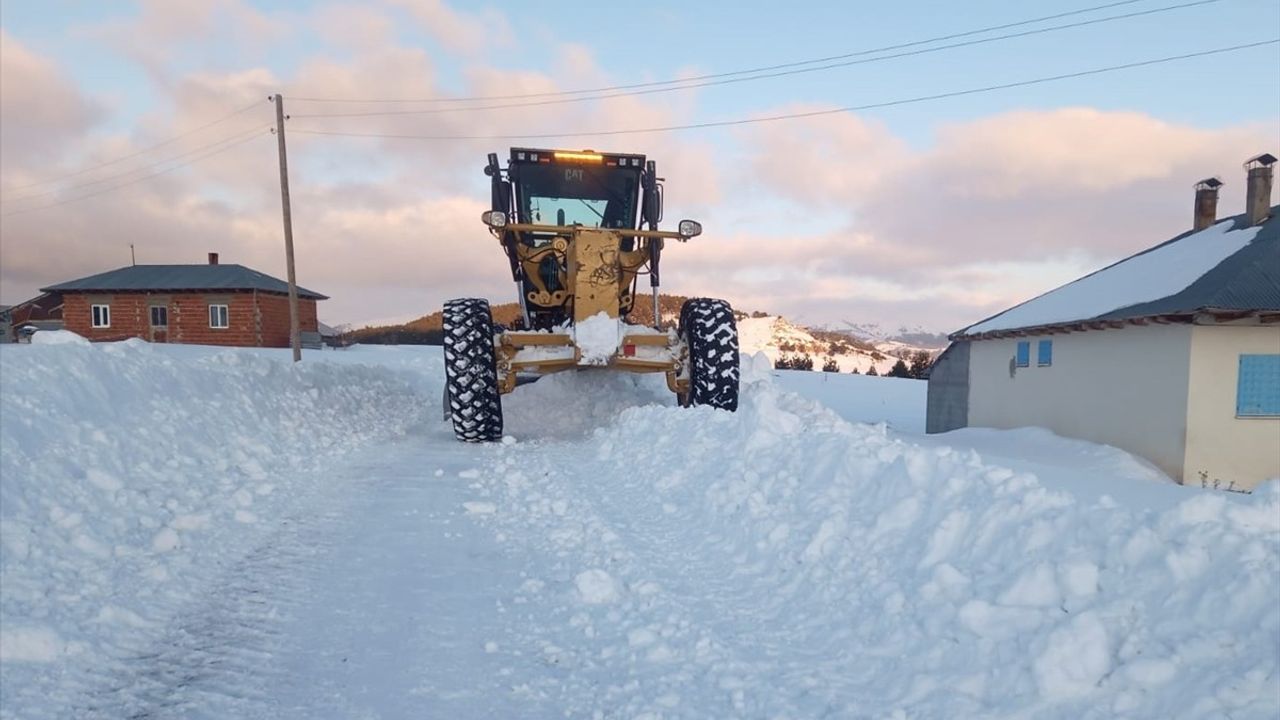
(928, 154), (1280, 491)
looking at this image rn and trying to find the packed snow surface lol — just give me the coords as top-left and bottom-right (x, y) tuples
(1, 342), (1276, 718)
(966, 218), (1262, 334)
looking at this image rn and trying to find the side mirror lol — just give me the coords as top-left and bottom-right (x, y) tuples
(481, 210), (507, 229)
(677, 219), (702, 238)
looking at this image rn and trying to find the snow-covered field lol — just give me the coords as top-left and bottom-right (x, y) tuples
(1, 341), (1276, 718)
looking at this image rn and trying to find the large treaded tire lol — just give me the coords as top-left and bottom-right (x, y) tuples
(443, 298), (504, 442)
(679, 298), (740, 412)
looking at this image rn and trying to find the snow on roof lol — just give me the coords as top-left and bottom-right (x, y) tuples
(958, 211), (1277, 337)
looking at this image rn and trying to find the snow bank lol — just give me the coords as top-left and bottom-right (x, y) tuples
(465, 366), (1280, 718)
(29, 329), (89, 346)
(0, 342), (429, 710)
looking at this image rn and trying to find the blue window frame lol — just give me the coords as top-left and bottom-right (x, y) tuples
(1038, 339), (1053, 366)
(1015, 341), (1030, 367)
(1237, 354), (1280, 417)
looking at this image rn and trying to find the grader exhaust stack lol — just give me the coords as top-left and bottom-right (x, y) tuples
(442, 148), (740, 442)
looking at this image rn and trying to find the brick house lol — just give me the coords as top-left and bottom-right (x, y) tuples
(4, 291), (66, 340)
(40, 254), (327, 348)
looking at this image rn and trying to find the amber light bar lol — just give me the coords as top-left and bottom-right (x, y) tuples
(552, 151), (604, 163)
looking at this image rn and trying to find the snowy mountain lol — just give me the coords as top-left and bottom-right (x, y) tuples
(737, 315), (937, 374)
(1, 340), (1275, 718)
(346, 298), (946, 374)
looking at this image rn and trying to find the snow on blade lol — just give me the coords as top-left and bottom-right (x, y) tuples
(573, 311), (621, 365)
(967, 219), (1262, 334)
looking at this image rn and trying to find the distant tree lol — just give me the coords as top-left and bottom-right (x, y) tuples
(850, 366), (860, 374)
(888, 359), (912, 378)
(794, 354), (815, 371)
(774, 354), (792, 370)
(866, 365), (880, 376)
(870, 351), (886, 362)
(779, 341), (797, 352)
(822, 357), (840, 372)
(908, 350), (933, 379)
(751, 310), (769, 318)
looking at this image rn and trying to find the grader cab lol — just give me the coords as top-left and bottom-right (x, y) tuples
(442, 148), (740, 442)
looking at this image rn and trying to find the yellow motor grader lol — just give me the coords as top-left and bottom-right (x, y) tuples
(443, 147), (740, 441)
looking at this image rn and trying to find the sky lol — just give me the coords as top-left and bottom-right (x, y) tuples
(0, 0), (1277, 333)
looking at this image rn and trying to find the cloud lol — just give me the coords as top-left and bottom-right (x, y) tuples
(0, 6), (721, 327)
(83, 0), (287, 83)
(719, 108), (1278, 330)
(0, 31), (103, 171)
(3, 4), (1276, 335)
(389, 0), (511, 56)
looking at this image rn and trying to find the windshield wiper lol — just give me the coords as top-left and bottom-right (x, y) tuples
(577, 198), (605, 222)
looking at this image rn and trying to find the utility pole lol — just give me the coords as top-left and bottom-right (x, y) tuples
(273, 93), (302, 362)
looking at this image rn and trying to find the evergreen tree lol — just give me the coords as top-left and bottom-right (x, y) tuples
(866, 365), (879, 376)
(774, 354), (792, 370)
(888, 359), (911, 378)
(822, 357), (840, 373)
(850, 366), (860, 374)
(795, 354), (815, 371)
(908, 350), (933, 379)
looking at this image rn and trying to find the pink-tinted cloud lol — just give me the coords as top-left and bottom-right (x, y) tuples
(389, 0), (511, 55)
(0, 32), (103, 171)
(3, 4), (1276, 335)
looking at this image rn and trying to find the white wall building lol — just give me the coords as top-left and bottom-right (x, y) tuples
(928, 154), (1280, 491)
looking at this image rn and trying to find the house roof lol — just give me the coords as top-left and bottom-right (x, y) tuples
(40, 264), (328, 300)
(953, 205), (1280, 339)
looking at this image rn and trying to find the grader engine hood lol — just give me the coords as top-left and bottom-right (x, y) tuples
(568, 229), (621, 365)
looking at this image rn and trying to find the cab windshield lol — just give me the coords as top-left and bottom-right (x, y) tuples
(513, 163), (640, 230)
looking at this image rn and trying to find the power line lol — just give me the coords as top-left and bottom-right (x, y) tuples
(287, 0), (1154, 104)
(289, 0), (1220, 120)
(285, 39), (1279, 142)
(1, 129), (270, 218)
(2, 126), (271, 206)
(2, 101), (265, 193)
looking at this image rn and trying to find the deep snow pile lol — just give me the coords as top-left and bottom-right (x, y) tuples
(462, 359), (1280, 718)
(0, 341), (429, 712)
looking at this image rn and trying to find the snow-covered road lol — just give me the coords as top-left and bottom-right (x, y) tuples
(2, 342), (1277, 719)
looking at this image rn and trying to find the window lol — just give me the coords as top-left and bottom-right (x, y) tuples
(91, 304), (110, 328)
(150, 305), (168, 327)
(209, 304), (229, 329)
(1015, 341), (1030, 367)
(1038, 339), (1053, 366)
(513, 161), (640, 229)
(1237, 354), (1280, 417)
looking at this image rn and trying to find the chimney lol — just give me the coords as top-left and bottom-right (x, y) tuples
(1193, 177), (1222, 231)
(208, 252), (219, 265)
(1244, 152), (1277, 227)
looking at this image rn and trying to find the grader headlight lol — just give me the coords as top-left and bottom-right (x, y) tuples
(481, 210), (507, 228)
(678, 219), (702, 238)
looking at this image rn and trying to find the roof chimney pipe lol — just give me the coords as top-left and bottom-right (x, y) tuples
(1193, 177), (1222, 231)
(208, 252), (219, 265)
(1244, 152), (1276, 227)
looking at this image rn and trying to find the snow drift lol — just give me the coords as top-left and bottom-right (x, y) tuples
(0, 341), (429, 713)
(0, 342), (1275, 719)
(465, 364), (1280, 718)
